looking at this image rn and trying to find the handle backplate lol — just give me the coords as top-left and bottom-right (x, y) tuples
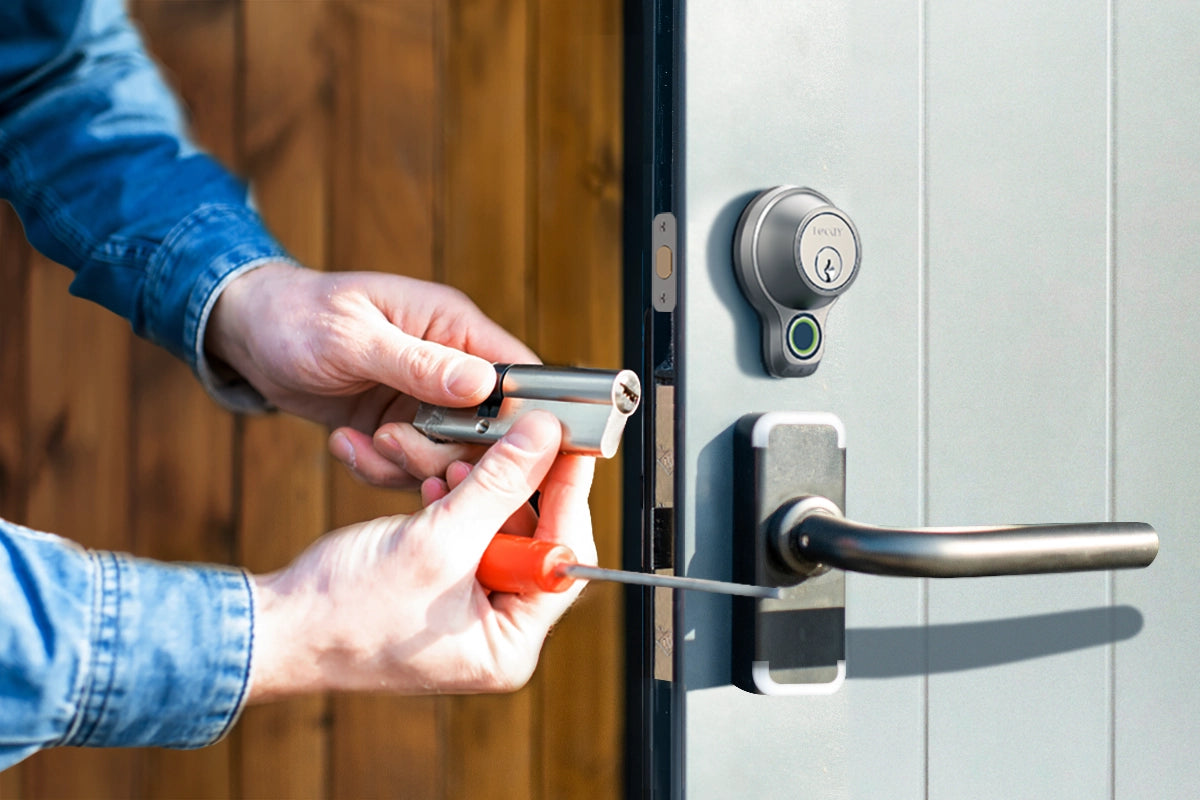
(732, 412), (847, 694)
(731, 411), (1158, 695)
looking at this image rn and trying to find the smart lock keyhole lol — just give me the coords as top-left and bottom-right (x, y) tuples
(732, 186), (861, 377)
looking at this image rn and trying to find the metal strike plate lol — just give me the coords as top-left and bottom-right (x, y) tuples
(413, 365), (642, 459)
(732, 411), (846, 694)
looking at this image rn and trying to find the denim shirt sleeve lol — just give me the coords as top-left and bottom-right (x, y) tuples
(0, 518), (255, 770)
(0, 0), (289, 413)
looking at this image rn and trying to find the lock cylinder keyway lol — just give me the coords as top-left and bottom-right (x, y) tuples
(413, 364), (642, 459)
(733, 186), (861, 377)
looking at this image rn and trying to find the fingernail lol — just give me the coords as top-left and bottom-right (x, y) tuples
(444, 359), (493, 400)
(377, 432), (397, 451)
(330, 431), (356, 469)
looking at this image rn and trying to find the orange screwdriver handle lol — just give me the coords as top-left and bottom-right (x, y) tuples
(477, 533), (577, 594)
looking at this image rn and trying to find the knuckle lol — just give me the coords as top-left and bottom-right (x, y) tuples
(399, 344), (443, 388)
(435, 284), (474, 310)
(402, 448), (454, 482)
(469, 454), (531, 499)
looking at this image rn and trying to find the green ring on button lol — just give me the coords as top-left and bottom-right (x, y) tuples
(787, 314), (821, 359)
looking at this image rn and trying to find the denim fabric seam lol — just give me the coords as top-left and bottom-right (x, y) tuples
(143, 202), (291, 373)
(214, 568), (257, 742)
(47, 547), (98, 748)
(145, 202), (236, 341)
(177, 215), (285, 362)
(61, 551), (121, 748)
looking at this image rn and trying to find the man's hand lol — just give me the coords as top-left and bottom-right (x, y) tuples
(205, 262), (539, 487)
(247, 412), (597, 699)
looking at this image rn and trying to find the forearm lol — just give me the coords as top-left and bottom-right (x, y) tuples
(0, 4), (290, 409)
(0, 519), (253, 770)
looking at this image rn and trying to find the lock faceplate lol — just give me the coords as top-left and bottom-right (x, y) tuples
(732, 186), (861, 377)
(732, 412), (846, 694)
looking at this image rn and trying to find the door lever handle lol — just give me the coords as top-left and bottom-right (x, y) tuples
(732, 412), (1161, 694)
(773, 495), (1159, 579)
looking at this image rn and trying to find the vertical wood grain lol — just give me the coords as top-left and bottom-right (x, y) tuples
(20, 257), (135, 798)
(2, 1), (625, 795)
(237, 1), (334, 797)
(440, 1), (537, 798)
(129, 2), (241, 794)
(532, 1), (624, 797)
(440, 0), (532, 335)
(0, 204), (30, 800)
(0, 204), (29, 538)
(328, 2), (442, 796)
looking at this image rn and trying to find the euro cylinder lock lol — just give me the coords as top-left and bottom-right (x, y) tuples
(732, 186), (861, 377)
(413, 364), (642, 458)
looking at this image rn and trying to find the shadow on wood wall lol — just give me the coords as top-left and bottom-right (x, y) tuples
(0, 1), (623, 797)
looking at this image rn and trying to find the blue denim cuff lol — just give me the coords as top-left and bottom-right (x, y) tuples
(142, 202), (290, 381)
(61, 553), (254, 750)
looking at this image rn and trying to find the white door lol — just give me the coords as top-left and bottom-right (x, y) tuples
(627, 1), (1200, 797)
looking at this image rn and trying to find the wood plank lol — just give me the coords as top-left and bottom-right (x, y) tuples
(532, 1), (624, 797)
(0, 204), (30, 538)
(328, 2), (444, 796)
(19, 257), (136, 798)
(0, 202), (31, 800)
(234, 413), (330, 800)
(439, 1), (536, 797)
(440, 0), (531, 337)
(236, 0), (335, 796)
(128, 1), (241, 795)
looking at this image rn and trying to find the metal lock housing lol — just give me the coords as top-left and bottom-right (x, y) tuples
(732, 186), (861, 377)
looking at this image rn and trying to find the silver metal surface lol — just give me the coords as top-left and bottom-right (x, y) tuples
(652, 212), (678, 312)
(671, 0), (1200, 797)
(731, 186), (861, 376)
(561, 564), (783, 599)
(776, 497), (1160, 578)
(653, 381), (676, 681)
(413, 365), (641, 458)
(500, 365), (641, 412)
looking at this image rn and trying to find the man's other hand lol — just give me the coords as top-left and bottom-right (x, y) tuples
(205, 262), (539, 488)
(246, 412), (597, 699)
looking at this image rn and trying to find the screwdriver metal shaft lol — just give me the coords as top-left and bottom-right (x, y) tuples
(559, 563), (783, 599)
(477, 533), (783, 599)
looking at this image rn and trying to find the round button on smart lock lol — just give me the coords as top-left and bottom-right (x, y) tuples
(732, 186), (861, 377)
(787, 314), (821, 359)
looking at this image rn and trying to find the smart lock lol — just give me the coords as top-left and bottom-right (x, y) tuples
(732, 186), (861, 377)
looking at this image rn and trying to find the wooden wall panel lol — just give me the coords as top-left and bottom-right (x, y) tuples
(440, 2), (536, 798)
(0, 205), (30, 800)
(20, 258), (135, 798)
(237, 1), (334, 797)
(327, 2), (442, 797)
(0, 205), (29, 542)
(130, 2), (241, 795)
(532, 1), (625, 797)
(2, 1), (625, 796)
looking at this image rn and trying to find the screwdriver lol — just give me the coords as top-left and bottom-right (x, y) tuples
(477, 533), (783, 599)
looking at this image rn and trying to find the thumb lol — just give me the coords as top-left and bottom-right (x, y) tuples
(361, 318), (498, 406)
(436, 411), (563, 552)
